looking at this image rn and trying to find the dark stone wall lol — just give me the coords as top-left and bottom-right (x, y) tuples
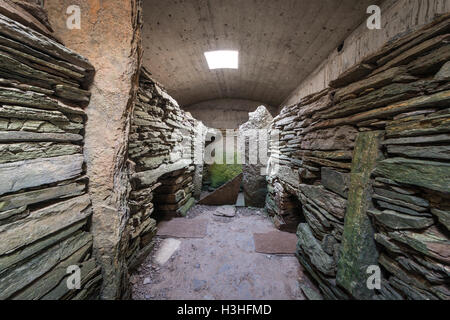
(126, 68), (203, 283)
(267, 14), (450, 300)
(0, 8), (101, 299)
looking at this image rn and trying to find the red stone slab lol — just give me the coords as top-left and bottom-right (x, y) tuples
(198, 173), (242, 206)
(157, 218), (208, 238)
(253, 230), (297, 254)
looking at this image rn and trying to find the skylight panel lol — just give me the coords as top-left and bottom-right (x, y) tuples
(204, 50), (239, 69)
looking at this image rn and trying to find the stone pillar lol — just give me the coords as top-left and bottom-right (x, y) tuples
(45, 0), (143, 299)
(193, 121), (207, 199)
(239, 106), (273, 207)
(336, 131), (384, 299)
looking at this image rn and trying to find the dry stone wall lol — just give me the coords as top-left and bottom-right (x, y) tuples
(126, 68), (203, 271)
(0, 9), (101, 299)
(267, 14), (450, 300)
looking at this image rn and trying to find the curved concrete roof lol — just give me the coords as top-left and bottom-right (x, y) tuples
(142, 0), (381, 107)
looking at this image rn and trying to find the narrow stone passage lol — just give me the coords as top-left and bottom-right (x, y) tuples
(131, 205), (316, 300)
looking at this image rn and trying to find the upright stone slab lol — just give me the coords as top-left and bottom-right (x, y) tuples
(199, 173), (242, 206)
(46, 0), (143, 299)
(336, 131), (384, 299)
(239, 106), (273, 207)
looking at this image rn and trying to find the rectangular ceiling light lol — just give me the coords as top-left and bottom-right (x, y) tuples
(204, 50), (239, 69)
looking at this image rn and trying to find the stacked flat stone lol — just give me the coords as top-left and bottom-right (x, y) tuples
(155, 166), (196, 217)
(127, 69), (200, 270)
(0, 10), (101, 299)
(267, 14), (450, 300)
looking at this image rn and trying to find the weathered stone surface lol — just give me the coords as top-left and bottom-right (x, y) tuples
(387, 145), (450, 161)
(321, 167), (350, 198)
(132, 159), (191, 187)
(374, 34), (450, 75)
(276, 165), (300, 188)
(0, 154), (84, 196)
(379, 254), (441, 300)
(154, 189), (185, 204)
(329, 63), (374, 89)
(408, 44), (450, 75)
(306, 150), (353, 160)
(240, 105), (273, 207)
(373, 187), (429, 208)
(0, 2), (100, 301)
(299, 283), (324, 300)
(0, 232), (92, 299)
(323, 82), (422, 120)
(269, 17), (450, 301)
(337, 131), (384, 299)
(375, 199), (430, 217)
(298, 184), (347, 220)
(302, 205), (329, 239)
(0, 220), (86, 273)
(0, 181), (85, 212)
(157, 193), (192, 211)
(0, 142), (81, 164)
(301, 125), (358, 150)
(297, 223), (335, 276)
(312, 90), (450, 131)
(383, 133), (450, 145)
(0, 86), (58, 109)
(374, 233), (404, 254)
(54, 84), (90, 103)
(0, 194), (91, 255)
(369, 209), (434, 230)
(177, 197), (196, 216)
(0, 49), (80, 88)
(389, 276), (437, 300)
(0, 14), (93, 70)
(0, 0), (54, 39)
(0, 105), (69, 122)
(213, 205), (236, 217)
(388, 227), (450, 264)
(40, 259), (101, 300)
(435, 61), (450, 81)
(386, 113), (450, 138)
(430, 208), (450, 231)
(335, 67), (406, 102)
(303, 156), (351, 170)
(275, 115), (297, 126)
(374, 157), (450, 193)
(45, 0), (142, 299)
(199, 173), (242, 206)
(297, 91), (333, 118)
(137, 155), (169, 170)
(0, 130), (82, 142)
(11, 238), (92, 300)
(395, 255), (449, 285)
(0, 205), (26, 222)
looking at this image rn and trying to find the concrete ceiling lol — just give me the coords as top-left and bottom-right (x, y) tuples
(142, 0), (381, 107)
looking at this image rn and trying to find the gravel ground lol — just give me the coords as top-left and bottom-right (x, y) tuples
(131, 205), (316, 300)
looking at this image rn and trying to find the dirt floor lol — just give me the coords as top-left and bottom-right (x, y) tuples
(131, 205), (317, 300)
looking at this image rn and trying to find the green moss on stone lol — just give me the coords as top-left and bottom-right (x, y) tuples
(208, 152), (243, 189)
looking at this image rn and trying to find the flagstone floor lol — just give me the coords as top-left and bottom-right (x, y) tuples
(131, 205), (318, 300)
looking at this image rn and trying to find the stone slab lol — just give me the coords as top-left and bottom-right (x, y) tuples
(199, 173), (242, 206)
(154, 238), (181, 266)
(157, 218), (208, 239)
(253, 230), (297, 254)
